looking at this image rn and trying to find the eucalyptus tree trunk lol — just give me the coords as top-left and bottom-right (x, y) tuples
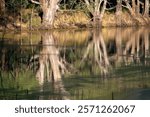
(124, 0), (136, 16)
(116, 0), (122, 26)
(84, 0), (107, 28)
(144, 0), (149, 17)
(132, 0), (136, 13)
(0, 0), (5, 13)
(30, 0), (59, 28)
(123, 0), (141, 25)
(131, 0), (140, 15)
(41, 0), (59, 27)
(135, 0), (140, 15)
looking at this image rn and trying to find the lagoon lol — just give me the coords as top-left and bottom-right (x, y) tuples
(0, 27), (150, 100)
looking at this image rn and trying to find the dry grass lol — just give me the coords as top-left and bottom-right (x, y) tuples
(54, 11), (89, 28)
(1, 9), (149, 30)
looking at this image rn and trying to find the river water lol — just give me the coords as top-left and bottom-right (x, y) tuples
(0, 27), (150, 100)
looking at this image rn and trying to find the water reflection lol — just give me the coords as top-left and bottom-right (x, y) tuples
(114, 28), (150, 66)
(0, 27), (150, 99)
(38, 81), (69, 100)
(35, 31), (70, 99)
(81, 29), (110, 76)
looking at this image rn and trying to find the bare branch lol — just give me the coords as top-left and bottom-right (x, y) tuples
(122, 4), (129, 9)
(84, 0), (94, 15)
(30, 0), (40, 5)
(100, 0), (107, 18)
(139, 1), (144, 6)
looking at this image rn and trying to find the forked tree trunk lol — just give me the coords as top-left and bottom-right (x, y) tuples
(116, 0), (122, 26)
(132, 0), (140, 15)
(93, 29), (109, 74)
(124, 0), (136, 16)
(93, 11), (102, 28)
(84, 0), (107, 28)
(31, 0), (59, 28)
(124, 0), (141, 25)
(41, 0), (59, 27)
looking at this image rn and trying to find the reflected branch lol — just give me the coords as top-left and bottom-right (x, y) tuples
(81, 29), (110, 76)
(36, 32), (70, 84)
(34, 31), (70, 99)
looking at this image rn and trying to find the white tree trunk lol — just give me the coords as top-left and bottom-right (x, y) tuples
(136, 0), (140, 15)
(84, 0), (107, 28)
(144, 0), (149, 17)
(42, 0), (59, 27)
(132, 0), (136, 13)
(31, 0), (59, 28)
(116, 0), (122, 26)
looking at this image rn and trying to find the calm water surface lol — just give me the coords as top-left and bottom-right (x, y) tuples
(0, 27), (150, 100)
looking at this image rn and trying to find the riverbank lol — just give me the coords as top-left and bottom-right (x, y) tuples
(0, 10), (150, 31)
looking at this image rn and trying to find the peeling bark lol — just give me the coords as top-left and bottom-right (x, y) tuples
(30, 0), (59, 28)
(41, 0), (59, 27)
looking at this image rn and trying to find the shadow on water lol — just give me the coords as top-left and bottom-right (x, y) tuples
(0, 27), (150, 100)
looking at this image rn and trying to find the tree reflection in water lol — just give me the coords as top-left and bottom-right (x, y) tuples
(0, 27), (150, 99)
(81, 29), (110, 76)
(106, 27), (150, 66)
(121, 28), (150, 65)
(30, 27), (149, 99)
(36, 32), (69, 99)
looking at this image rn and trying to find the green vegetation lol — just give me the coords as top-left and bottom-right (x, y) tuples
(0, 0), (149, 30)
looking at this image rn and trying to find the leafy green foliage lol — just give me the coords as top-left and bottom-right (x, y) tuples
(5, 0), (29, 13)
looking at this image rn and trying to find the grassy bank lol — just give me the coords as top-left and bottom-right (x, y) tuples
(0, 10), (150, 31)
